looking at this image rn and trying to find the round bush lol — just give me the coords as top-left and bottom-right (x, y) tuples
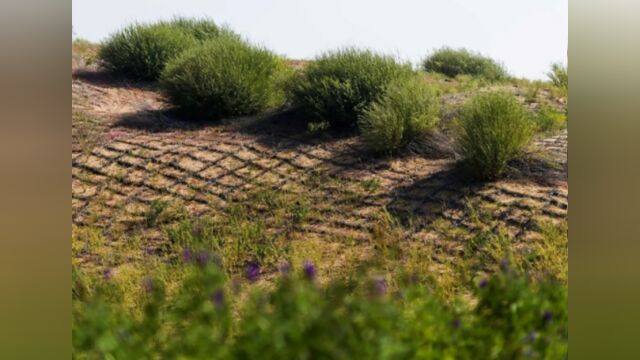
(98, 18), (236, 81)
(288, 48), (414, 129)
(422, 48), (508, 81)
(456, 92), (534, 179)
(160, 37), (289, 119)
(358, 76), (440, 154)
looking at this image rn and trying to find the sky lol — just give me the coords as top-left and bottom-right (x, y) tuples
(72, 0), (567, 80)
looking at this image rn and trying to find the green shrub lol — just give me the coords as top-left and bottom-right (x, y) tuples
(98, 18), (235, 80)
(73, 263), (567, 359)
(166, 17), (238, 42)
(422, 47), (508, 81)
(547, 63), (568, 89)
(358, 76), (440, 153)
(456, 92), (534, 179)
(533, 104), (567, 133)
(288, 48), (414, 130)
(160, 36), (290, 119)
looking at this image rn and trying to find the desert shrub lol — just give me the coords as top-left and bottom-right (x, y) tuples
(547, 63), (568, 89)
(532, 104), (567, 133)
(456, 92), (534, 179)
(73, 263), (567, 359)
(160, 36), (290, 119)
(288, 48), (414, 130)
(98, 18), (235, 80)
(422, 47), (508, 81)
(166, 17), (239, 42)
(358, 76), (440, 153)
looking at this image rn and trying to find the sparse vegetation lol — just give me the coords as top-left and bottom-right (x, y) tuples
(422, 47), (508, 82)
(456, 92), (535, 179)
(160, 36), (290, 119)
(547, 63), (568, 89)
(359, 76), (440, 154)
(98, 18), (236, 80)
(288, 48), (414, 130)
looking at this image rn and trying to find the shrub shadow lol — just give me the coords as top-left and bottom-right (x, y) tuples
(386, 165), (477, 227)
(112, 109), (212, 133)
(231, 107), (456, 163)
(229, 107), (357, 149)
(504, 153), (567, 187)
(72, 66), (159, 91)
(386, 153), (566, 228)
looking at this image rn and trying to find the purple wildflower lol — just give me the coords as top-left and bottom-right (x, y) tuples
(542, 310), (553, 325)
(479, 278), (489, 288)
(373, 276), (387, 295)
(245, 262), (260, 282)
(452, 318), (461, 330)
(103, 268), (113, 281)
(182, 248), (193, 263)
(196, 251), (210, 267)
(210, 289), (225, 309)
(303, 261), (316, 281)
(142, 277), (155, 294)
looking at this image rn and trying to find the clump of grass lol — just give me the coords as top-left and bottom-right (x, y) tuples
(456, 92), (535, 179)
(532, 104), (567, 133)
(160, 36), (290, 119)
(288, 48), (414, 130)
(98, 17), (236, 80)
(358, 76), (440, 154)
(422, 47), (508, 82)
(144, 200), (187, 227)
(547, 63), (568, 89)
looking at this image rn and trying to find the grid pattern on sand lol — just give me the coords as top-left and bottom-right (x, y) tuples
(72, 129), (568, 242)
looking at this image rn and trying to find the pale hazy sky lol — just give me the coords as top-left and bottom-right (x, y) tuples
(72, 0), (567, 79)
